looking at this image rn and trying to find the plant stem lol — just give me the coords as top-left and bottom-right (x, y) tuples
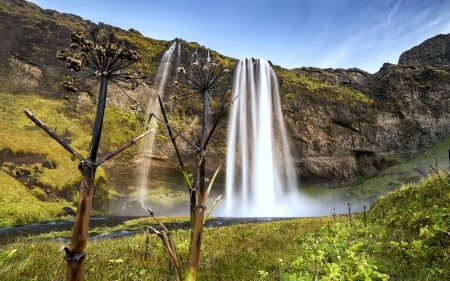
(88, 76), (108, 161)
(185, 90), (209, 281)
(66, 75), (108, 281)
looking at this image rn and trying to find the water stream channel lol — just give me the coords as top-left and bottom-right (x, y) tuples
(0, 216), (288, 244)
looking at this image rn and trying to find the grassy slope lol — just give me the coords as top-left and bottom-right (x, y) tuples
(0, 92), (83, 188)
(276, 173), (449, 280)
(0, 170), (66, 226)
(0, 92), (143, 224)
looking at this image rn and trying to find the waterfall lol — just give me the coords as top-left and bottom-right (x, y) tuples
(136, 41), (178, 206)
(222, 58), (302, 217)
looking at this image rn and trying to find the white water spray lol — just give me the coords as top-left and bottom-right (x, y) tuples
(222, 58), (303, 217)
(136, 41), (178, 205)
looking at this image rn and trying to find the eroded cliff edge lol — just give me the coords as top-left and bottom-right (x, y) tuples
(1, 1), (449, 187)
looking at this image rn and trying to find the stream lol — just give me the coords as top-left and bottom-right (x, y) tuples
(0, 216), (288, 244)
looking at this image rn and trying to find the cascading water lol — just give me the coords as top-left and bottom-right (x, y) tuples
(136, 41), (178, 206)
(222, 58), (304, 217)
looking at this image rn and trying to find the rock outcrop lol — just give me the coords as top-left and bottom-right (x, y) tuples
(1, 0), (449, 187)
(278, 61), (450, 185)
(398, 34), (450, 67)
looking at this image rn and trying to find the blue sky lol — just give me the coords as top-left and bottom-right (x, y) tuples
(29, 0), (450, 73)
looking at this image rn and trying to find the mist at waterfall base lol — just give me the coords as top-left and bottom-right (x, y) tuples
(215, 58), (321, 217)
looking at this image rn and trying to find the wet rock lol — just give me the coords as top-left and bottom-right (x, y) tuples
(120, 200), (147, 216)
(42, 160), (55, 169)
(59, 206), (76, 217)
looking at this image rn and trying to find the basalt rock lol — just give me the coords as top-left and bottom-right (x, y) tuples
(279, 61), (450, 185)
(1, 0), (449, 187)
(398, 34), (450, 67)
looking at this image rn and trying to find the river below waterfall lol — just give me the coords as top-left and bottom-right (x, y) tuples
(0, 216), (290, 244)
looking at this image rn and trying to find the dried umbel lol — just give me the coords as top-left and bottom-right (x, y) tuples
(177, 52), (229, 94)
(56, 29), (142, 91)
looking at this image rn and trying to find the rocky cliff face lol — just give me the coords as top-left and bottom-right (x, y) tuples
(1, 0), (449, 187)
(398, 34), (450, 67)
(277, 41), (450, 185)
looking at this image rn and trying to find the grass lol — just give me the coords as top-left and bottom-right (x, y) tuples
(0, 216), (338, 281)
(269, 172), (450, 280)
(0, 170), (448, 280)
(0, 92), (89, 189)
(0, 91), (144, 223)
(0, 170), (67, 227)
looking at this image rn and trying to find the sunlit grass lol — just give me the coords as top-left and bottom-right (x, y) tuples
(0, 92), (144, 225)
(0, 92), (89, 189)
(0, 171), (67, 226)
(0, 172), (448, 280)
(0, 216), (338, 281)
(272, 173), (449, 280)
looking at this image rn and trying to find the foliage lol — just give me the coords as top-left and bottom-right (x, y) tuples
(0, 217), (334, 280)
(275, 67), (372, 106)
(268, 173), (450, 281)
(368, 174), (450, 279)
(277, 221), (389, 280)
(0, 91), (144, 225)
(0, 170), (66, 227)
(1, 169), (449, 281)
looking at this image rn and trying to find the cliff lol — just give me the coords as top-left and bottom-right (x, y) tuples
(1, 0), (449, 190)
(278, 62), (450, 185)
(398, 34), (450, 67)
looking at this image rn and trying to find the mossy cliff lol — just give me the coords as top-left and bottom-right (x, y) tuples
(0, 0), (449, 195)
(275, 58), (450, 185)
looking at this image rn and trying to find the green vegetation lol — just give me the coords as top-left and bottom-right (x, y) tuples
(0, 170), (66, 226)
(0, 92), (88, 190)
(116, 31), (168, 78)
(275, 67), (372, 106)
(266, 173), (449, 280)
(0, 216), (336, 280)
(0, 172), (448, 280)
(301, 135), (450, 210)
(0, 92), (143, 223)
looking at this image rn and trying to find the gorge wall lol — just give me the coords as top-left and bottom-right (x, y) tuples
(1, 0), (449, 187)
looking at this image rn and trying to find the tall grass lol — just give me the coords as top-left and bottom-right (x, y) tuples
(0, 172), (448, 280)
(0, 217), (336, 281)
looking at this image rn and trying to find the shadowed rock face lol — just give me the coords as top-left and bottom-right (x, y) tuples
(398, 34), (450, 67)
(279, 61), (450, 185)
(1, 0), (449, 187)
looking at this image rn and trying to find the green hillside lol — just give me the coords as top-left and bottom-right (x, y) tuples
(0, 92), (144, 224)
(274, 173), (449, 280)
